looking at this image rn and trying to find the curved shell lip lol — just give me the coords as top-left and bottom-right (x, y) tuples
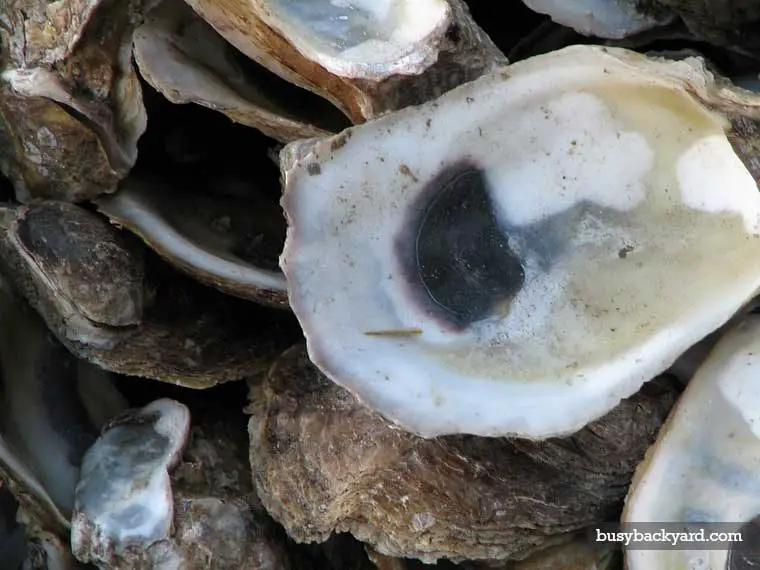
(280, 44), (760, 439)
(621, 315), (760, 569)
(520, 0), (675, 40)
(131, 0), (337, 143)
(95, 183), (289, 307)
(251, 0), (452, 80)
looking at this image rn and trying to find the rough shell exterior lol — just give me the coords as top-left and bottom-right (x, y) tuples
(0, 0), (146, 202)
(0, 202), (297, 386)
(247, 345), (680, 563)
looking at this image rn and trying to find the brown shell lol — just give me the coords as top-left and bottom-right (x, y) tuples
(0, 0), (146, 202)
(0, 202), (297, 387)
(247, 345), (681, 564)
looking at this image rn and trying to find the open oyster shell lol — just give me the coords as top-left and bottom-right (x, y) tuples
(622, 313), (760, 570)
(280, 44), (760, 439)
(247, 344), (678, 563)
(182, 0), (506, 122)
(0, 0), (146, 202)
(0, 201), (296, 386)
(132, 0), (348, 142)
(95, 174), (289, 309)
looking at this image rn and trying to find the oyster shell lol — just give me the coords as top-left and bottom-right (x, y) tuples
(247, 344), (678, 563)
(72, 395), (295, 569)
(182, 0), (507, 122)
(656, 0), (760, 58)
(1, 484), (92, 570)
(72, 398), (191, 567)
(0, 279), (128, 536)
(132, 0), (348, 142)
(622, 313), (760, 570)
(520, 0), (675, 39)
(279, 44), (760, 439)
(0, 201), (296, 386)
(0, 0), (146, 202)
(95, 174), (289, 309)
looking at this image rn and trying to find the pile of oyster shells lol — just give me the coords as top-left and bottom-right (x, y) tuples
(1, 0), (760, 568)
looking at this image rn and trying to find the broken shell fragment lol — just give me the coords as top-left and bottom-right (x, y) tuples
(182, 0), (507, 122)
(280, 44), (760, 439)
(0, 0), (146, 202)
(73, 395), (293, 569)
(0, 201), (295, 386)
(95, 175), (289, 309)
(133, 0), (346, 142)
(623, 314), (760, 570)
(247, 345), (679, 563)
(519, 0), (675, 39)
(72, 398), (190, 568)
(0, 280), (128, 536)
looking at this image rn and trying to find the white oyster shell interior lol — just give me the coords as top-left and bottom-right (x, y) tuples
(252, 0), (450, 78)
(280, 45), (760, 438)
(624, 314), (760, 569)
(72, 399), (190, 562)
(521, 0), (674, 39)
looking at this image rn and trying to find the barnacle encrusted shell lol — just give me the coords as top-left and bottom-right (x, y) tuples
(182, 0), (506, 122)
(132, 0), (346, 142)
(247, 345), (679, 563)
(623, 314), (760, 570)
(0, 0), (146, 202)
(0, 202), (296, 386)
(280, 44), (760, 439)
